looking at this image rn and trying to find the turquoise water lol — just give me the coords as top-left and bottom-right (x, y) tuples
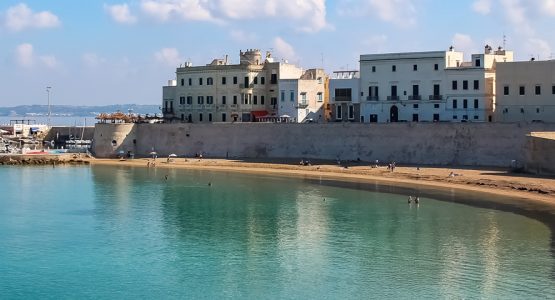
(0, 165), (554, 299)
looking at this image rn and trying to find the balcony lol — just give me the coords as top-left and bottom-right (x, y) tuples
(408, 95), (422, 100)
(429, 95), (443, 100)
(239, 83), (255, 89)
(229, 104), (238, 109)
(334, 96), (352, 102)
(387, 96), (400, 101)
(366, 96), (379, 101)
(296, 102), (309, 108)
(162, 108), (174, 114)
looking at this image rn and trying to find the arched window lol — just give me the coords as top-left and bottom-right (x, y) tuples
(207, 77), (214, 85)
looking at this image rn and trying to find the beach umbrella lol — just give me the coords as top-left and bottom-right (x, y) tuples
(150, 151), (157, 158)
(168, 153), (177, 157)
(280, 114), (291, 118)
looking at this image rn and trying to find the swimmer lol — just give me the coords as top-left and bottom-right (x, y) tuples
(408, 196), (412, 204)
(208, 182), (212, 186)
(415, 196), (420, 204)
(165, 175), (168, 180)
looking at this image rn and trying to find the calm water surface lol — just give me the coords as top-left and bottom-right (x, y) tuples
(0, 165), (554, 299)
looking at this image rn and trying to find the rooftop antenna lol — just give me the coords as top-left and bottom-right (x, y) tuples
(503, 33), (506, 50)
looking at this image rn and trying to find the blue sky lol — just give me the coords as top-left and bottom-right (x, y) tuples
(1, 0), (554, 106)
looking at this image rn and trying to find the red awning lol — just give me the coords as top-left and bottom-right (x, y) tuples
(251, 110), (269, 118)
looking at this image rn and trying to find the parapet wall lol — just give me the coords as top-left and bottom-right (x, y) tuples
(524, 132), (555, 175)
(92, 122), (555, 167)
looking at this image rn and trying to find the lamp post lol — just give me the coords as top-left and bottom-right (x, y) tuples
(46, 86), (52, 126)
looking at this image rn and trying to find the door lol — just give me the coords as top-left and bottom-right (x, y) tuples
(370, 114), (378, 123)
(390, 105), (399, 122)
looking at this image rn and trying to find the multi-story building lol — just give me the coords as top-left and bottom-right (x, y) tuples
(329, 71), (361, 122)
(277, 69), (328, 123)
(495, 60), (555, 123)
(358, 46), (513, 123)
(162, 49), (327, 123)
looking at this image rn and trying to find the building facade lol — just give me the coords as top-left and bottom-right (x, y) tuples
(328, 71), (361, 122)
(358, 46), (513, 123)
(162, 49), (327, 123)
(495, 60), (555, 123)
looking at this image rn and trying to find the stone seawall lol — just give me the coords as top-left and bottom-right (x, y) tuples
(524, 132), (555, 175)
(91, 122), (555, 167)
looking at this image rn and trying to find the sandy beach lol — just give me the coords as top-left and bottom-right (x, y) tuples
(87, 157), (555, 208)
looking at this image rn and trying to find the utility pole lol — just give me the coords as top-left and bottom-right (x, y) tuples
(46, 86), (52, 126)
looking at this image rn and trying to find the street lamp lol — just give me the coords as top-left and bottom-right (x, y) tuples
(46, 86), (52, 126)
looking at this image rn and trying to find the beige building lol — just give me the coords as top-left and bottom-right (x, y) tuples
(162, 49), (327, 123)
(495, 60), (555, 123)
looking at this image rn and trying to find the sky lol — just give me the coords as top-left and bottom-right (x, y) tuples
(0, 0), (555, 106)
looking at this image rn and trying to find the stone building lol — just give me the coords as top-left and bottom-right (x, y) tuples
(162, 49), (327, 123)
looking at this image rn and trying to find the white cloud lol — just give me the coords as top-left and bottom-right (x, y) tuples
(524, 38), (552, 60)
(82, 53), (106, 67)
(140, 0), (329, 32)
(15, 43), (34, 67)
(273, 37), (298, 61)
(338, 0), (417, 28)
(154, 48), (183, 66)
(104, 3), (137, 24)
(452, 33), (477, 56)
(540, 0), (555, 16)
(472, 0), (492, 15)
(362, 34), (388, 53)
(14, 43), (58, 68)
(4, 3), (61, 31)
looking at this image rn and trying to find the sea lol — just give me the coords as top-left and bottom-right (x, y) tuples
(0, 165), (554, 299)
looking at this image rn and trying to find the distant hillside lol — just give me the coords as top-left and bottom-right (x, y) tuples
(0, 104), (160, 117)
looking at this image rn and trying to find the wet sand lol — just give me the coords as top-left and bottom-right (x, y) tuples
(87, 157), (555, 209)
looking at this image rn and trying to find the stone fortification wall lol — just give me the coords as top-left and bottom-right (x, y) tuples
(92, 122), (555, 167)
(524, 133), (555, 175)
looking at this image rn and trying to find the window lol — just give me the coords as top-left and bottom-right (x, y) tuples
(233, 76), (238, 84)
(199, 113), (203, 122)
(434, 104), (440, 109)
(254, 77), (258, 84)
(188, 78), (192, 86)
(281, 91), (285, 102)
(348, 105), (354, 119)
(290, 91), (295, 102)
(222, 96), (226, 105)
(463, 99), (468, 109)
(463, 80), (468, 90)
(253, 95), (257, 105)
(222, 77), (227, 85)
(270, 73), (277, 84)
(206, 96), (213, 104)
(179, 96), (185, 104)
(222, 113), (227, 122)
(390, 85), (398, 98)
(300, 93), (307, 103)
(536, 107), (540, 114)
(453, 115), (458, 120)
(199, 78), (203, 85)
(317, 92), (323, 102)
(208, 113), (212, 122)
(413, 64), (418, 71)
(336, 105), (342, 120)
(372, 66), (376, 72)
(535, 85), (541, 95)
(181, 78), (184, 86)
(261, 96), (265, 105)
(186, 96), (192, 104)
(474, 99), (479, 109)
(474, 115), (479, 120)
(392, 65), (396, 72)
(433, 84), (440, 96)
(412, 85), (419, 98)
(318, 77), (323, 84)
(475, 58), (481, 67)
(244, 77), (249, 87)
(552, 85), (555, 94)
(197, 96), (204, 104)
(413, 104), (419, 109)
(233, 95), (237, 104)
(453, 99), (458, 109)
(412, 114), (419, 122)
(519, 86), (525, 95)
(474, 80), (479, 90)
(452, 80), (458, 90)
(207, 77), (213, 85)
(335, 88), (352, 101)
(463, 115), (468, 120)
(504, 85), (509, 95)
(434, 63), (439, 70)
(271, 97), (277, 105)
(261, 77), (265, 85)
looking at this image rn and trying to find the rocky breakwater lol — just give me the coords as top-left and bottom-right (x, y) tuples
(0, 154), (90, 166)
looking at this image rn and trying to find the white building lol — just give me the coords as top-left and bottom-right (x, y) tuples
(495, 60), (555, 123)
(359, 46), (513, 123)
(162, 49), (327, 123)
(277, 69), (328, 123)
(328, 71), (361, 122)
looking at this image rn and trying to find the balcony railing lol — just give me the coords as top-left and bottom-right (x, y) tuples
(162, 108), (174, 114)
(230, 104), (238, 109)
(408, 95), (422, 100)
(387, 96), (400, 101)
(334, 96), (352, 102)
(429, 95), (443, 100)
(239, 83), (255, 89)
(366, 96), (379, 101)
(296, 102), (309, 108)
